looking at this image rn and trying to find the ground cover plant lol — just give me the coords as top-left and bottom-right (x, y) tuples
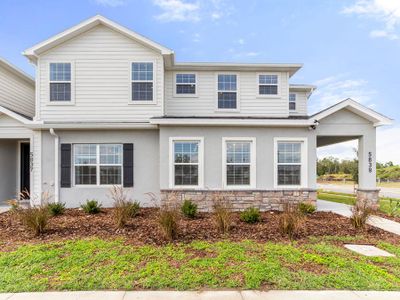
(47, 202), (66, 216)
(81, 200), (102, 214)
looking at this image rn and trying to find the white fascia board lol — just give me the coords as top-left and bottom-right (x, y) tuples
(27, 122), (157, 130)
(23, 15), (173, 61)
(311, 98), (393, 127)
(150, 118), (312, 127)
(0, 106), (37, 125)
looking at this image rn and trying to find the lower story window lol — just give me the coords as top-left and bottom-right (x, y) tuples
(74, 144), (122, 186)
(276, 141), (303, 186)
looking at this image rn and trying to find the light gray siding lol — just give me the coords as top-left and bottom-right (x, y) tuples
(37, 25), (164, 122)
(289, 91), (307, 116)
(0, 65), (35, 117)
(165, 71), (289, 117)
(0, 139), (17, 202)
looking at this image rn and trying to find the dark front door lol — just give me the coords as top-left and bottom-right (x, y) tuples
(20, 142), (30, 197)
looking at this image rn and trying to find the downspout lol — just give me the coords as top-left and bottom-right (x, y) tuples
(49, 128), (59, 203)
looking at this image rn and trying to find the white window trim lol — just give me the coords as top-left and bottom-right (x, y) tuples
(257, 72), (280, 98)
(47, 61), (75, 106)
(289, 93), (297, 112)
(222, 137), (256, 189)
(173, 72), (198, 98)
(129, 60), (157, 105)
(273, 137), (308, 189)
(215, 72), (240, 112)
(73, 144), (123, 187)
(169, 137), (204, 189)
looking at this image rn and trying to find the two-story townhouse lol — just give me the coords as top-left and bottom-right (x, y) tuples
(0, 15), (393, 209)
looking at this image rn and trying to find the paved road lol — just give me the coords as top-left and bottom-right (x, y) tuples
(318, 183), (400, 199)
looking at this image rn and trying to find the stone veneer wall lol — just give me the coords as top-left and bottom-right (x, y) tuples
(356, 189), (380, 209)
(161, 189), (317, 211)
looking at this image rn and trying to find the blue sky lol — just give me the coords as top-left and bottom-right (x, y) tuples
(0, 0), (399, 163)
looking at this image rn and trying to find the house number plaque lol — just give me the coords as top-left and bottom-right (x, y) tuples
(368, 152), (373, 173)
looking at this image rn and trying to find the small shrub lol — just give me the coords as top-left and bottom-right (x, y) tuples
(47, 202), (66, 216)
(158, 203), (179, 240)
(109, 186), (140, 228)
(240, 207), (261, 224)
(350, 199), (373, 229)
(17, 205), (50, 236)
(387, 198), (400, 217)
(127, 201), (140, 217)
(212, 192), (233, 233)
(181, 199), (198, 218)
(81, 199), (102, 214)
(279, 202), (303, 239)
(299, 201), (316, 215)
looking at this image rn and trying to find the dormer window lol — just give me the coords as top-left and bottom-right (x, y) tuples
(258, 74), (278, 96)
(289, 93), (296, 111)
(175, 73), (196, 96)
(50, 63), (71, 101)
(217, 74), (237, 109)
(131, 62), (153, 102)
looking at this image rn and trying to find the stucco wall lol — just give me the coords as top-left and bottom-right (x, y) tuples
(0, 139), (17, 202)
(41, 129), (160, 207)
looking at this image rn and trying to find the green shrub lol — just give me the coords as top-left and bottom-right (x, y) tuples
(127, 201), (140, 217)
(299, 201), (316, 215)
(17, 205), (50, 236)
(181, 199), (198, 218)
(240, 207), (261, 223)
(81, 200), (102, 214)
(47, 202), (66, 216)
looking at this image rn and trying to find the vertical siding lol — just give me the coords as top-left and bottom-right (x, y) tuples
(289, 91), (308, 116)
(165, 71), (289, 117)
(38, 25), (164, 122)
(0, 66), (35, 117)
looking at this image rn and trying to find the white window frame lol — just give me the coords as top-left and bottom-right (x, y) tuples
(222, 137), (256, 189)
(173, 72), (198, 97)
(289, 93), (296, 111)
(215, 73), (240, 112)
(130, 61), (157, 105)
(73, 144), (123, 187)
(48, 61), (75, 105)
(273, 137), (308, 189)
(257, 73), (280, 98)
(169, 137), (204, 189)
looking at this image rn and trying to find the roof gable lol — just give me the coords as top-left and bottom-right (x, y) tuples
(0, 105), (32, 125)
(0, 57), (34, 86)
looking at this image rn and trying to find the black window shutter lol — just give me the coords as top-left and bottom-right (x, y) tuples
(60, 144), (72, 188)
(123, 143), (134, 187)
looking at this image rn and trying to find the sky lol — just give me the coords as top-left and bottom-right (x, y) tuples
(0, 0), (399, 163)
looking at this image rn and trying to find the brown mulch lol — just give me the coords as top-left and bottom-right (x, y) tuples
(0, 208), (399, 251)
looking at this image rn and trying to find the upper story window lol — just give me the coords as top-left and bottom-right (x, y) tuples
(258, 74), (278, 96)
(50, 63), (71, 101)
(131, 62), (153, 102)
(176, 73), (196, 95)
(217, 74), (237, 109)
(289, 93), (296, 111)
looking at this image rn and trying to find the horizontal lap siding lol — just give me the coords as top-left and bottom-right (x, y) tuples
(165, 71), (289, 117)
(0, 67), (35, 117)
(38, 25), (163, 122)
(289, 92), (307, 116)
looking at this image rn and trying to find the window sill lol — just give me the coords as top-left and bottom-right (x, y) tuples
(223, 185), (255, 190)
(214, 109), (240, 113)
(47, 101), (75, 106)
(173, 94), (199, 98)
(70, 184), (123, 188)
(129, 101), (158, 105)
(170, 185), (204, 190)
(256, 95), (281, 99)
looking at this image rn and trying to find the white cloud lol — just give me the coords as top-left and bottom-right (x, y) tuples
(310, 74), (377, 114)
(342, 0), (400, 40)
(192, 33), (201, 43)
(237, 38), (245, 45)
(93, 0), (127, 7)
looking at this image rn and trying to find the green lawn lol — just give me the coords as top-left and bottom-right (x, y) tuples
(1, 238), (400, 292)
(318, 181), (400, 188)
(317, 190), (400, 216)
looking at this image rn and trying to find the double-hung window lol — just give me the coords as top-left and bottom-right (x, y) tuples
(175, 73), (196, 95)
(74, 144), (123, 186)
(223, 138), (256, 187)
(131, 62), (153, 101)
(276, 139), (306, 187)
(289, 93), (296, 111)
(50, 63), (71, 101)
(217, 74), (237, 109)
(171, 138), (203, 187)
(259, 74), (278, 96)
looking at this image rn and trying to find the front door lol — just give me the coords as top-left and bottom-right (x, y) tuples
(20, 142), (30, 198)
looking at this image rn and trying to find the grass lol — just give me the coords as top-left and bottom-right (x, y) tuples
(318, 180), (400, 188)
(317, 190), (400, 216)
(1, 238), (400, 292)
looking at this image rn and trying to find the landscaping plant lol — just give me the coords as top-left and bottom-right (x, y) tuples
(158, 203), (179, 240)
(240, 207), (261, 223)
(17, 205), (50, 236)
(181, 199), (198, 218)
(212, 192), (233, 233)
(350, 199), (373, 229)
(109, 186), (140, 228)
(47, 202), (66, 216)
(81, 199), (102, 214)
(299, 201), (316, 215)
(387, 198), (400, 217)
(279, 202), (303, 239)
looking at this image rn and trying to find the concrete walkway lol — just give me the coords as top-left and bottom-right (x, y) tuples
(317, 199), (400, 235)
(1, 291), (400, 300)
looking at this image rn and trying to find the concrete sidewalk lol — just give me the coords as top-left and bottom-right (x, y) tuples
(317, 199), (400, 235)
(1, 291), (400, 300)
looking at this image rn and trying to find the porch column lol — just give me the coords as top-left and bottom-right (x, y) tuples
(357, 130), (379, 206)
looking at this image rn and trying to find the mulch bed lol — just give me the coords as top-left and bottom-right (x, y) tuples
(0, 208), (399, 250)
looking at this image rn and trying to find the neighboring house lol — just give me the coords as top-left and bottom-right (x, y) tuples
(0, 15), (393, 208)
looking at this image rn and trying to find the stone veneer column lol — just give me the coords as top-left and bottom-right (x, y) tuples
(356, 188), (380, 209)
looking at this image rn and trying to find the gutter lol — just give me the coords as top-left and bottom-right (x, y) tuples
(49, 128), (59, 203)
